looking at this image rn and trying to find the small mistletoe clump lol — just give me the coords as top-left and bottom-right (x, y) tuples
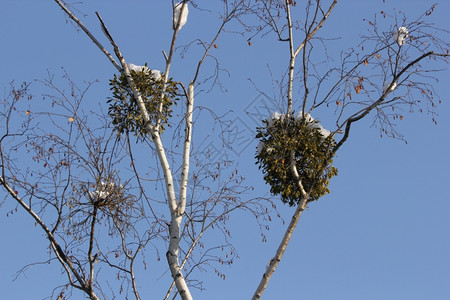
(66, 177), (138, 239)
(107, 65), (179, 141)
(255, 113), (338, 206)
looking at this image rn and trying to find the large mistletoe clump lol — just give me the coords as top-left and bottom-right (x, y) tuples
(107, 65), (179, 141)
(255, 112), (338, 206)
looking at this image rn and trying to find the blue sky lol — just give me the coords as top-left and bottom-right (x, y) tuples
(1, 1), (449, 299)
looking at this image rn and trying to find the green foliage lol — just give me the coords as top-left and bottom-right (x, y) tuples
(255, 115), (338, 206)
(107, 66), (179, 141)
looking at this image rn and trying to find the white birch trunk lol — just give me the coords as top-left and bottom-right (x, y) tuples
(115, 29), (193, 300)
(253, 2), (339, 298)
(178, 83), (194, 212)
(166, 214), (192, 300)
(252, 196), (307, 300)
(150, 129), (192, 300)
(164, 83), (195, 300)
(286, 1), (296, 116)
(116, 46), (192, 299)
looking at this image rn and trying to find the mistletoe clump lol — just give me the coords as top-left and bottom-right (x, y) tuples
(107, 65), (179, 141)
(255, 112), (338, 206)
(66, 177), (138, 240)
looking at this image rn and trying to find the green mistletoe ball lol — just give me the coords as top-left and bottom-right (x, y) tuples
(255, 114), (338, 206)
(107, 65), (179, 141)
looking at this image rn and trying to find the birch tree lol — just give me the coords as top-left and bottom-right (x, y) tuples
(1, 1), (449, 299)
(1, 1), (271, 299)
(246, 1), (449, 298)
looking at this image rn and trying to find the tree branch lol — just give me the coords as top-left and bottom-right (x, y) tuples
(334, 50), (444, 152)
(53, 0), (121, 71)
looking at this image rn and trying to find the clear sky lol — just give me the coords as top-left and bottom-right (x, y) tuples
(1, 1), (449, 300)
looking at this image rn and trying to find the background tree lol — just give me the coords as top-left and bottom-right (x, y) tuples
(0, 3), (450, 297)
(244, 1), (449, 298)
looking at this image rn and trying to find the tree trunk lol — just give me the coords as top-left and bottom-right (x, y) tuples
(163, 84), (195, 300)
(166, 214), (193, 300)
(252, 197), (307, 300)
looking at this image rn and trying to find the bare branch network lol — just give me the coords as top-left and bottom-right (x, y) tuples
(0, 1), (448, 299)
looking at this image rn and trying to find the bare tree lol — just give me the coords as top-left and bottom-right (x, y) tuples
(1, 1), (272, 299)
(1, 1), (448, 299)
(247, 1), (449, 298)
